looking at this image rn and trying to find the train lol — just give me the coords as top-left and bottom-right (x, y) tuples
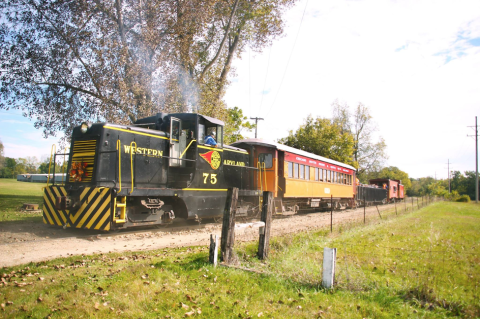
(43, 112), (402, 231)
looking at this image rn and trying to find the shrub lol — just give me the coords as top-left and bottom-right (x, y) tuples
(455, 195), (471, 202)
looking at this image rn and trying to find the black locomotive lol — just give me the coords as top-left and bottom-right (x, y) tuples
(43, 113), (260, 231)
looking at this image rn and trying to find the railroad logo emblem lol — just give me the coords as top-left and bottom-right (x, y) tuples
(200, 151), (221, 170)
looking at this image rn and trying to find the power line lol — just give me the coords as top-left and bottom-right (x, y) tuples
(265, 0), (309, 118)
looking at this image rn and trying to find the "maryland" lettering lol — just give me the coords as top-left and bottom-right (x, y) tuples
(124, 145), (163, 157)
(223, 160), (246, 167)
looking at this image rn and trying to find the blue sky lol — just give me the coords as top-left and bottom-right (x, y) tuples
(223, 0), (480, 179)
(1, 0), (479, 179)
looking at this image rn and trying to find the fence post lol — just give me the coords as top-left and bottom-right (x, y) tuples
(330, 195), (333, 232)
(363, 194), (366, 224)
(209, 234), (219, 266)
(258, 191), (273, 260)
(322, 247), (337, 289)
(220, 187), (239, 264)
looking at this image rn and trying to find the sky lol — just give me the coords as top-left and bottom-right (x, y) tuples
(1, 0), (479, 179)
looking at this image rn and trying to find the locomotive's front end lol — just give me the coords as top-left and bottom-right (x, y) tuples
(42, 120), (169, 231)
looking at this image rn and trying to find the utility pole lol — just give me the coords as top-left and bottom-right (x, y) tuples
(468, 116), (479, 203)
(250, 117), (264, 139)
(446, 159), (451, 193)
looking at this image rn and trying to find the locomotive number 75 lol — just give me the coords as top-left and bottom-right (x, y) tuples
(203, 173), (217, 185)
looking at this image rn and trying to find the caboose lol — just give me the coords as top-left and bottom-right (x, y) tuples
(368, 179), (404, 202)
(43, 113), (260, 231)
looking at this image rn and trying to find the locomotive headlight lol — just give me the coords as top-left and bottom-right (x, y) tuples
(80, 122), (89, 133)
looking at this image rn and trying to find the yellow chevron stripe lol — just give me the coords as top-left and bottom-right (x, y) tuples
(50, 187), (67, 224)
(45, 187), (62, 226)
(77, 188), (109, 227)
(42, 204), (53, 225)
(86, 193), (111, 229)
(80, 187), (91, 200)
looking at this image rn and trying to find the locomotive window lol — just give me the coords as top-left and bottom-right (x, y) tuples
(198, 124), (205, 144)
(216, 126), (223, 148)
(171, 120), (180, 140)
(299, 165), (304, 179)
(259, 153), (272, 169)
(305, 166), (310, 180)
(294, 163), (299, 178)
(288, 162), (293, 178)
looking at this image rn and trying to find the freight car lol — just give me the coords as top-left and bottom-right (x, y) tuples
(369, 178), (404, 202)
(43, 112), (361, 231)
(355, 184), (388, 206)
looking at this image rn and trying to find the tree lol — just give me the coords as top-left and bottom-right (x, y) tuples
(278, 115), (356, 165)
(1, 0), (296, 140)
(0, 157), (17, 178)
(224, 107), (255, 144)
(332, 100), (388, 179)
(38, 158), (67, 174)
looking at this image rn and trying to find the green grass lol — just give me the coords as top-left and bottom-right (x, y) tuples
(1, 201), (479, 318)
(0, 179), (44, 222)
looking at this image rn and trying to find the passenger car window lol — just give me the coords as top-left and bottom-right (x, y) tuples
(288, 162), (293, 178)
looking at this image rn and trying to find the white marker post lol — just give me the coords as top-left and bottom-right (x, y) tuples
(322, 247), (337, 288)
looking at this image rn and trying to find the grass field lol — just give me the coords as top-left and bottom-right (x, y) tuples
(0, 201), (478, 318)
(0, 179), (45, 222)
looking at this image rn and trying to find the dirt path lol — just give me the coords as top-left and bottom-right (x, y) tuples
(0, 204), (402, 268)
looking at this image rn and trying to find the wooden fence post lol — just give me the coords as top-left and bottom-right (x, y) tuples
(258, 191), (273, 260)
(209, 234), (219, 266)
(220, 187), (239, 264)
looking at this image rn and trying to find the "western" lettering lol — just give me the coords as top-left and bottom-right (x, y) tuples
(124, 145), (163, 157)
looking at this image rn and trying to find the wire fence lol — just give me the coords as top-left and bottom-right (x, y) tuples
(232, 196), (479, 314)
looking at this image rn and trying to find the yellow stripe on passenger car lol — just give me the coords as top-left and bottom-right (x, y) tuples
(104, 125), (169, 140)
(182, 188), (228, 191)
(197, 145), (223, 152)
